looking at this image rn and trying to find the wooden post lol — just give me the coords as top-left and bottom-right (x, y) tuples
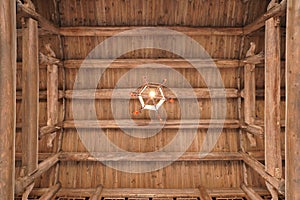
(286, 0), (300, 199)
(0, 0), (16, 198)
(265, 1), (282, 199)
(198, 185), (212, 200)
(21, 17), (39, 176)
(39, 182), (61, 200)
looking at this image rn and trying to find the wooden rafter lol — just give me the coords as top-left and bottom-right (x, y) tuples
(30, 187), (271, 198)
(63, 58), (241, 69)
(65, 88), (239, 100)
(59, 26), (243, 36)
(58, 152), (243, 162)
(62, 119), (240, 129)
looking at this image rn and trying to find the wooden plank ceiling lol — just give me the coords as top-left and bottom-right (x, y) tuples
(15, 0), (287, 199)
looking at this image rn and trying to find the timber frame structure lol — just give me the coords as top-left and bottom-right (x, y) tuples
(0, 0), (299, 199)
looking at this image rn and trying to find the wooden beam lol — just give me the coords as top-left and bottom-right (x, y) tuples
(90, 185), (103, 200)
(62, 119), (240, 129)
(16, 90), (65, 100)
(16, 0), (60, 34)
(63, 58), (241, 69)
(59, 152), (243, 162)
(243, 0), (287, 34)
(22, 17), (39, 176)
(17, 28), (53, 37)
(265, 1), (283, 198)
(65, 88), (239, 100)
(241, 184), (264, 200)
(243, 88), (286, 98)
(15, 153), (60, 195)
(244, 42), (256, 125)
(39, 182), (61, 200)
(15, 153), (53, 161)
(241, 152), (285, 195)
(30, 187), (270, 198)
(0, 1), (16, 198)
(198, 185), (212, 200)
(286, 0), (300, 199)
(59, 26), (243, 37)
(16, 151), (279, 162)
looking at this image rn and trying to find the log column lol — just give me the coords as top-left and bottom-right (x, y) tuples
(264, 0), (282, 199)
(286, 0), (300, 199)
(21, 17), (39, 176)
(0, 0), (16, 198)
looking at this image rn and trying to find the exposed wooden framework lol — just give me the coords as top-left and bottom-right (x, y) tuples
(264, 1), (283, 199)
(59, 26), (244, 36)
(285, 0), (300, 198)
(0, 0), (16, 198)
(12, 0), (293, 199)
(58, 152), (243, 162)
(40, 44), (60, 148)
(15, 153), (60, 195)
(21, 16), (39, 177)
(241, 152), (284, 195)
(62, 119), (240, 129)
(64, 58), (241, 69)
(243, 0), (287, 34)
(16, 0), (59, 34)
(66, 88), (239, 100)
(30, 187), (270, 198)
(15, 151), (276, 162)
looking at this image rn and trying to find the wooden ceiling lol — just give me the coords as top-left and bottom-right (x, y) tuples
(13, 0), (288, 199)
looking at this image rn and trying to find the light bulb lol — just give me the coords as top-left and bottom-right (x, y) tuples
(149, 90), (156, 98)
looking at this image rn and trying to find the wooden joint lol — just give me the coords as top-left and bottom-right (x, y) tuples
(39, 125), (61, 139)
(243, 51), (264, 65)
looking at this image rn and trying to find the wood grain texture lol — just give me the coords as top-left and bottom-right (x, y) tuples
(22, 17), (39, 176)
(39, 182), (61, 200)
(286, 0), (300, 198)
(265, 5), (282, 200)
(0, 0), (16, 198)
